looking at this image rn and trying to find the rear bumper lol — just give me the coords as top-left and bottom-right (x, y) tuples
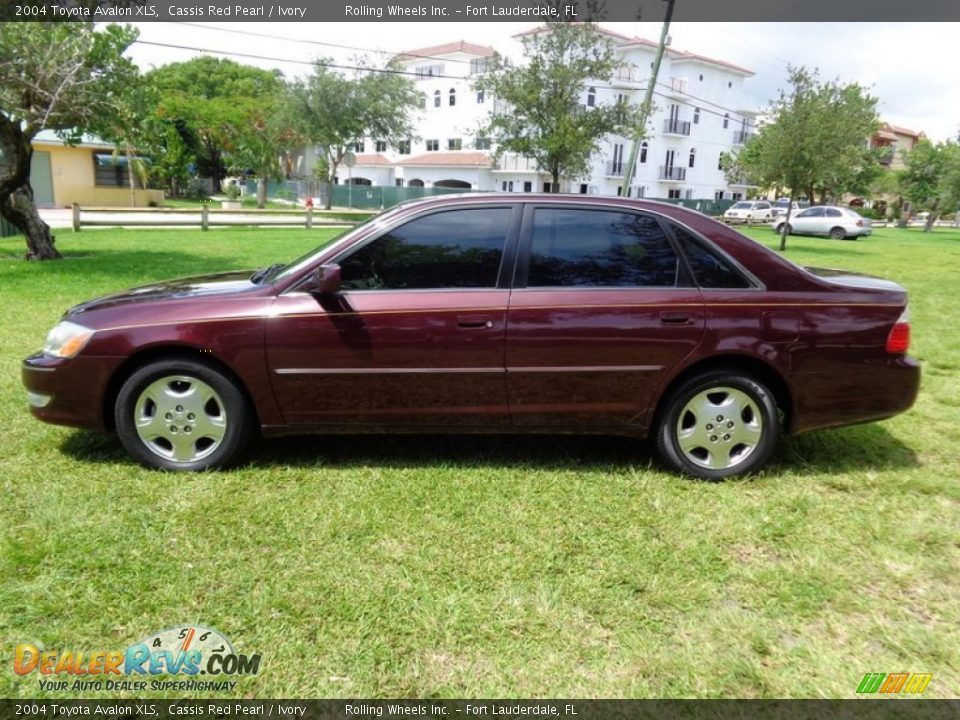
(21, 353), (124, 431)
(789, 355), (921, 434)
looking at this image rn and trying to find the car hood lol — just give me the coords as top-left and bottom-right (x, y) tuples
(804, 266), (905, 293)
(68, 270), (258, 315)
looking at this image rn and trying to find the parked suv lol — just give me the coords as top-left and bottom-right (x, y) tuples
(723, 200), (773, 224)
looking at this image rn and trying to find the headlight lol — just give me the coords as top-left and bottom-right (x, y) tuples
(43, 321), (95, 358)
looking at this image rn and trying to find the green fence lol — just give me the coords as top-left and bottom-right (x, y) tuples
(651, 197), (737, 217)
(0, 216), (19, 238)
(328, 185), (483, 210)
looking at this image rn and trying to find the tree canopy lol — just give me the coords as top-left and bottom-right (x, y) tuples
(726, 66), (879, 250)
(898, 139), (960, 232)
(474, 22), (641, 192)
(0, 22), (138, 259)
(288, 58), (420, 209)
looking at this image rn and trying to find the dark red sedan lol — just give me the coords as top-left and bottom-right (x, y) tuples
(22, 195), (920, 479)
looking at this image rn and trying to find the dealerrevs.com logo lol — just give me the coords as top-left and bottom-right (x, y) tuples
(14, 626), (262, 692)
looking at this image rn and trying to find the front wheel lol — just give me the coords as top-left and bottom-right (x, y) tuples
(656, 371), (780, 480)
(115, 358), (254, 471)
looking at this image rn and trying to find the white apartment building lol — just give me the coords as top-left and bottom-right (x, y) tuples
(302, 27), (757, 201)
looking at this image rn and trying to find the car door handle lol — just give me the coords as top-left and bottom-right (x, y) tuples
(456, 315), (496, 329)
(660, 312), (692, 325)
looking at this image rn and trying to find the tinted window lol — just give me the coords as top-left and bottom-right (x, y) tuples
(527, 209), (678, 288)
(670, 224), (752, 289)
(798, 207), (825, 218)
(825, 208), (842, 217)
(339, 208), (510, 290)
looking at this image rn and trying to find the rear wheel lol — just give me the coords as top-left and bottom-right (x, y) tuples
(656, 371), (780, 480)
(830, 226), (846, 240)
(115, 358), (253, 471)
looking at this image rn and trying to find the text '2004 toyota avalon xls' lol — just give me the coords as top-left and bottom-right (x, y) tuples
(22, 194), (920, 480)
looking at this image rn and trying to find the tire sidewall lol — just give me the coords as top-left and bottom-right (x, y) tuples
(114, 358), (251, 471)
(656, 371), (780, 481)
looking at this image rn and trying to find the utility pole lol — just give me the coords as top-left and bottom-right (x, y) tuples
(620, 0), (676, 196)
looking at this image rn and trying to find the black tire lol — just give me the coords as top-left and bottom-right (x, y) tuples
(655, 370), (780, 480)
(775, 223), (792, 235)
(114, 358), (254, 471)
(829, 226), (846, 240)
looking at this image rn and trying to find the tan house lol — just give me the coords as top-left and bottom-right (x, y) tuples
(871, 122), (924, 170)
(30, 130), (163, 207)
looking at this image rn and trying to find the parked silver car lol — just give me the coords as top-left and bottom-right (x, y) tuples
(773, 206), (872, 240)
(723, 200), (773, 224)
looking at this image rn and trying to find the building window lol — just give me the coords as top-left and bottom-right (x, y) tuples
(636, 186), (646, 198)
(698, 73), (704, 81)
(474, 137), (491, 150)
(616, 93), (626, 105)
(728, 81), (733, 88)
(448, 138), (462, 151)
(693, 108), (701, 125)
(375, 140), (387, 153)
(689, 148), (696, 168)
(718, 155), (724, 170)
(543, 182), (554, 193)
(93, 152), (131, 187)
(668, 189), (681, 199)
(715, 190), (724, 200)
(395, 179), (404, 187)
(470, 57), (490, 75)
(616, 186), (623, 196)
(433, 90), (441, 108)
(476, 89), (485, 104)
(586, 86), (596, 107)
(418, 94), (426, 109)
(579, 183), (588, 194)
(723, 113), (730, 129)
(640, 141), (648, 164)
(732, 192), (743, 201)
(426, 139), (439, 152)
(352, 141), (365, 153)
(685, 189), (694, 200)
(449, 88), (456, 106)
(524, 181), (533, 192)
(398, 140), (411, 155)
(415, 63), (444, 79)
(502, 180), (514, 192)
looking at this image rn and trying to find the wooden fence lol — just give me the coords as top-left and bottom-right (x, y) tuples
(71, 204), (371, 231)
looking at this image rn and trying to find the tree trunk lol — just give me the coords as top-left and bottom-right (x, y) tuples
(0, 118), (61, 260)
(2, 183), (61, 260)
(551, 169), (560, 193)
(257, 176), (267, 209)
(323, 179), (333, 210)
(924, 212), (938, 233)
(779, 199), (794, 252)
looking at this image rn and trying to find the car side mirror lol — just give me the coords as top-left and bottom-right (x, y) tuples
(309, 264), (341, 295)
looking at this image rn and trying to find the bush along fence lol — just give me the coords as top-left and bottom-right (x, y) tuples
(70, 204), (374, 231)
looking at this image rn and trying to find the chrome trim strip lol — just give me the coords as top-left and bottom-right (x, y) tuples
(274, 365), (663, 375)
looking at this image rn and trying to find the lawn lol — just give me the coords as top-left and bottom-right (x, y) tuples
(0, 224), (958, 699)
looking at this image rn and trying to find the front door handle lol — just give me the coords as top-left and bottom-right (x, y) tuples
(457, 315), (496, 329)
(660, 311), (692, 325)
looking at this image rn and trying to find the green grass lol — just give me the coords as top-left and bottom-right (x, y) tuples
(1, 225), (958, 699)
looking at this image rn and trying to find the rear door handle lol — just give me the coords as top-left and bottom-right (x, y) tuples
(660, 311), (692, 325)
(457, 315), (496, 329)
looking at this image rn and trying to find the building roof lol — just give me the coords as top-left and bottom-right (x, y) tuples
(882, 122), (922, 138)
(513, 24), (633, 42)
(400, 152), (493, 167)
(668, 50), (755, 77)
(351, 153), (393, 167)
(32, 129), (114, 149)
(394, 40), (495, 62)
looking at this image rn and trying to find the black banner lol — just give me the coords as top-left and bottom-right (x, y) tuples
(3, 0), (960, 22)
(1, 701), (960, 720)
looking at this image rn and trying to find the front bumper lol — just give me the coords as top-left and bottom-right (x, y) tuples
(22, 353), (125, 431)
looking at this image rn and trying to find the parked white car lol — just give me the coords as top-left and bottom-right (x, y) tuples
(723, 200), (774, 224)
(773, 206), (872, 240)
(769, 199), (808, 220)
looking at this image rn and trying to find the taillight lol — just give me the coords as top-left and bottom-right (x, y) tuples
(886, 307), (910, 354)
(856, 219), (864, 227)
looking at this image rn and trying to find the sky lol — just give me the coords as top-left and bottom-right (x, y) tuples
(123, 21), (960, 141)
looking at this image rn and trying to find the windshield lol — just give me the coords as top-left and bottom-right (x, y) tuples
(731, 202), (752, 210)
(264, 213), (387, 284)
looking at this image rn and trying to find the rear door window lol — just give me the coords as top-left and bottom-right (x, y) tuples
(525, 208), (680, 288)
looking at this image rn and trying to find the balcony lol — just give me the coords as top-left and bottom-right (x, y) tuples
(494, 153), (539, 172)
(614, 66), (643, 83)
(733, 130), (753, 145)
(663, 120), (691, 136)
(659, 166), (686, 181)
(606, 160), (625, 177)
(666, 76), (688, 97)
